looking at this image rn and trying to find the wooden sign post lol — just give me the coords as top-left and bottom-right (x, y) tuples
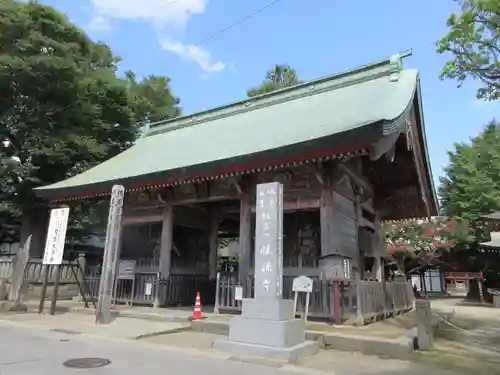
(38, 207), (70, 315)
(116, 259), (136, 306)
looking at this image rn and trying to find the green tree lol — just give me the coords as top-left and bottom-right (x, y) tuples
(437, 0), (500, 100)
(125, 71), (181, 126)
(0, 0), (181, 253)
(439, 120), (500, 221)
(247, 64), (300, 97)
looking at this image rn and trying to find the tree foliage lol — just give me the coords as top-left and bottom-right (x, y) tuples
(440, 120), (500, 222)
(437, 0), (500, 100)
(125, 71), (181, 126)
(383, 218), (472, 274)
(247, 64), (300, 97)
(0, 0), (181, 244)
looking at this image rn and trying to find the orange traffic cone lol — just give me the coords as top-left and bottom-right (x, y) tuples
(191, 292), (204, 320)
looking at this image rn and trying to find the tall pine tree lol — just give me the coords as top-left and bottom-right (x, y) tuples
(247, 64), (300, 97)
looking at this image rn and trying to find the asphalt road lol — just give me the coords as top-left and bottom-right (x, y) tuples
(0, 322), (320, 375)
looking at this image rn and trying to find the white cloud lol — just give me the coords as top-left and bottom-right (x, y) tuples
(87, 15), (112, 31)
(87, 0), (226, 73)
(89, 0), (206, 29)
(160, 38), (225, 73)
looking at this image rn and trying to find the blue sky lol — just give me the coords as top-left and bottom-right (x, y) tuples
(41, 0), (499, 189)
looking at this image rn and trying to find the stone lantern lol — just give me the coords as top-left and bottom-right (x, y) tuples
(479, 213), (500, 307)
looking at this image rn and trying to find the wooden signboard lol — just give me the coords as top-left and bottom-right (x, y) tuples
(331, 192), (357, 260)
(292, 275), (313, 323)
(117, 260), (136, 280)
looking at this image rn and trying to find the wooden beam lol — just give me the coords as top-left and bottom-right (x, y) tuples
(339, 163), (373, 196)
(225, 197), (320, 214)
(361, 199), (375, 215)
(229, 177), (243, 195)
(173, 193), (239, 206)
(123, 206), (209, 230)
(360, 218), (375, 230)
(122, 213), (162, 226)
(304, 163), (325, 185)
(331, 165), (346, 185)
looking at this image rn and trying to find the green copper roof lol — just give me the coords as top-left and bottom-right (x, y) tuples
(36, 50), (420, 198)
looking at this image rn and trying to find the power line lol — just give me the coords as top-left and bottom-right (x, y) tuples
(195, 0), (286, 46)
(137, 0), (286, 46)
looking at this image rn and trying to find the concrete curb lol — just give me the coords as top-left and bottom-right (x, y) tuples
(22, 302), (190, 323)
(134, 325), (191, 340)
(317, 331), (414, 360)
(192, 319), (414, 360)
(20, 301), (416, 360)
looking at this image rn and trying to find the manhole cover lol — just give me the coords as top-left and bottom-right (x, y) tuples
(63, 358), (111, 369)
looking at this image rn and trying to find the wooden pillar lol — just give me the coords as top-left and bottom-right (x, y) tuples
(354, 192), (364, 326)
(372, 257), (382, 282)
(154, 202), (173, 308)
(379, 258), (385, 282)
(208, 206), (219, 280)
(320, 168), (335, 257)
(159, 203), (174, 277)
(238, 188), (252, 285)
(372, 213), (384, 282)
(76, 253), (86, 301)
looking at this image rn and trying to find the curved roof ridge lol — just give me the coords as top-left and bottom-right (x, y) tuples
(145, 49), (413, 137)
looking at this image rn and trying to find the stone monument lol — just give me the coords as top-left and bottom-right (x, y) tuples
(214, 182), (318, 362)
(96, 185), (124, 325)
(0, 235), (31, 312)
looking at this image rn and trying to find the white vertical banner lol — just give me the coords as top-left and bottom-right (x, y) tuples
(42, 207), (70, 265)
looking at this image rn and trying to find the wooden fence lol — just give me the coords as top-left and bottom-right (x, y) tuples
(0, 258), (79, 284)
(215, 272), (414, 324)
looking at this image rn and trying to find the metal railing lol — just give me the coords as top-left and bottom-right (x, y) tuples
(83, 266), (215, 307)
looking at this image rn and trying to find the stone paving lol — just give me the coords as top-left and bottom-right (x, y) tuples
(420, 298), (500, 375)
(140, 330), (459, 375)
(5, 297), (500, 375)
(0, 311), (189, 339)
(0, 322), (326, 375)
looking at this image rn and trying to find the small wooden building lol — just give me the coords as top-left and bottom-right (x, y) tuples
(35, 50), (437, 318)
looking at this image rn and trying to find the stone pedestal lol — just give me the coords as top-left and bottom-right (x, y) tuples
(214, 182), (318, 362)
(214, 299), (318, 362)
(493, 294), (500, 308)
